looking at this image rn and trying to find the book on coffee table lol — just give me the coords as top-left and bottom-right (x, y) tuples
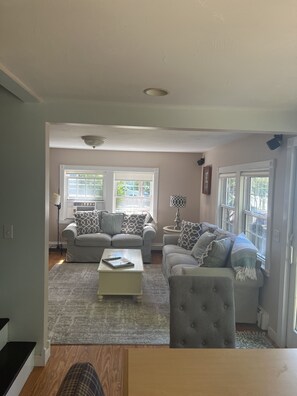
(102, 256), (134, 269)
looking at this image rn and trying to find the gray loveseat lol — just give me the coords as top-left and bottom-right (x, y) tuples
(62, 211), (156, 263)
(162, 221), (264, 324)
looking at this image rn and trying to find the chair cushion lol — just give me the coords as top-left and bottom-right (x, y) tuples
(112, 233), (142, 247)
(74, 210), (101, 236)
(121, 214), (146, 236)
(56, 362), (105, 396)
(163, 244), (190, 256)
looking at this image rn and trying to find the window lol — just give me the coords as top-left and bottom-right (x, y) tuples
(113, 172), (154, 215)
(60, 165), (159, 220)
(219, 175), (236, 232)
(218, 161), (275, 272)
(242, 175), (269, 259)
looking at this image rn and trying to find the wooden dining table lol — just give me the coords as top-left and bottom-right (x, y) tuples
(123, 348), (297, 396)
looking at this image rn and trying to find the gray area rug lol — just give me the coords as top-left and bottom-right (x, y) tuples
(48, 263), (274, 348)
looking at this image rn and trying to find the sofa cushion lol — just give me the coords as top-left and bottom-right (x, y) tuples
(231, 233), (258, 281)
(200, 237), (232, 267)
(74, 210), (101, 236)
(101, 212), (124, 235)
(191, 231), (217, 259)
(112, 233), (142, 247)
(75, 233), (111, 247)
(166, 253), (198, 276)
(121, 214), (146, 236)
(177, 221), (204, 250)
(163, 244), (191, 256)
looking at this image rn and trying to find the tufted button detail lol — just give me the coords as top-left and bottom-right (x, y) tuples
(224, 340), (229, 346)
(181, 339), (186, 346)
(202, 340), (207, 346)
(189, 288), (194, 293)
(224, 304), (229, 310)
(213, 322), (218, 328)
(179, 305), (184, 311)
(213, 287), (217, 292)
(191, 322), (195, 328)
(201, 305), (207, 311)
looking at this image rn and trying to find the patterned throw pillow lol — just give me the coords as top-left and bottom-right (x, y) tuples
(121, 214), (146, 236)
(74, 210), (100, 236)
(177, 221), (204, 250)
(191, 231), (217, 259)
(199, 237), (232, 267)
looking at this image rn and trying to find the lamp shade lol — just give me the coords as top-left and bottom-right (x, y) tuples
(52, 193), (61, 206)
(170, 195), (186, 208)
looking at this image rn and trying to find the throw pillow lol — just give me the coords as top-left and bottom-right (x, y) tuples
(101, 212), (124, 235)
(191, 231), (217, 259)
(177, 221), (204, 250)
(74, 210), (100, 236)
(231, 233), (258, 281)
(199, 237), (232, 268)
(121, 214), (146, 236)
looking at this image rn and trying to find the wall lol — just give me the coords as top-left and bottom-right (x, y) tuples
(49, 148), (202, 245)
(0, 87), (48, 361)
(199, 133), (289, 335)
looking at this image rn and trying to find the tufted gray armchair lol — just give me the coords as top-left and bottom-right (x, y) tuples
(169, 275), (236, 348)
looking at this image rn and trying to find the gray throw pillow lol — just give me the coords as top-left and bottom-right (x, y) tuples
(101, 212), (124, 235)
(177, 221), (204, 250)
(199, 237), (232, 267)
(121, 214), (146, 236)
(191, 231), (217, 259)
(74, 210), (100, 236)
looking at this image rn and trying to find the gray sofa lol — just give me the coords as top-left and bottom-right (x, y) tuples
(62, 211), (156, 263)
(162, 222), (264, 324)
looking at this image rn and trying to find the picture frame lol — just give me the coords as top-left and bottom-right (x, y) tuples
(202, 165), (212, 195)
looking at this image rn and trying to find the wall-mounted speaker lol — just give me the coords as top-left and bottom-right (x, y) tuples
(197, 158), (205, 166)
(266, 134), (283, 150)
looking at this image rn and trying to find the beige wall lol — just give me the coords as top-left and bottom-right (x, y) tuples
(199, 133), (289, 334)
(49, 148), (202, 245)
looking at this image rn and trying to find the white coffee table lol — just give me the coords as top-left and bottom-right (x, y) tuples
(97, 248), (144, 302)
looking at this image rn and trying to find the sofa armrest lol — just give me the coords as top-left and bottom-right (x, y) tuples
(163, 233), (179, 246)
(62, 222), (77, 244)
(143, 224), (156, 242)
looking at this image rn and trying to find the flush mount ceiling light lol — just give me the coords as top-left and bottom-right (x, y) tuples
(81, 135), (105, 148)
(143, 88), (168, 96)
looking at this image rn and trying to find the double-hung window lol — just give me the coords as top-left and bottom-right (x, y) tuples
(218, 160), (275, 272)
(219, 175), (236, 233)
(113, 172), (154, 215)
(60, 165), (159, 220)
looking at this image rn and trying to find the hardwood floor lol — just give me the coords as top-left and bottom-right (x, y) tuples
(21, 249), (258, 395)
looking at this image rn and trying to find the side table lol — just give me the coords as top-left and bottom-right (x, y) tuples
(163, 225), (181, 235)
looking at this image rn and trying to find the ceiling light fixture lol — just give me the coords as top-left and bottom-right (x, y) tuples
(81, 135), (105, 149)
(143, 88), (168, 96)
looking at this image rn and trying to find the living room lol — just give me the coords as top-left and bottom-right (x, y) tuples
(1, 1), (297, 395)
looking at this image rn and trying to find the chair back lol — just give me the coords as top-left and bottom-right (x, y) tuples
(169, 275), (235, 348)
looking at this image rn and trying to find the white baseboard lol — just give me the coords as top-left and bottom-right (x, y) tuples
(267, 326), (278, 347)
(34, 343), (51, 366)
(152, 243), (163, 251)
(0, 322), (8, 351)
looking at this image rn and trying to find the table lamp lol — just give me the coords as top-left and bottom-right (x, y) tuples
(170, 195), (187, 230)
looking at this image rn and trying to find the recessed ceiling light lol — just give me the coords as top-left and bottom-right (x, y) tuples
(143, 88), (168, 96)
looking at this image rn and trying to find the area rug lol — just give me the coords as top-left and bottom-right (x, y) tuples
(48, 263), (274, 348)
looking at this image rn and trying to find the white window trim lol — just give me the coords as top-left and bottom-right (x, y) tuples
(60, 165), (159, 221)
(217, 160), (275, 274)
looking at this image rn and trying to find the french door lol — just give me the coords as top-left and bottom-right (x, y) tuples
(286, 140), (297, 347)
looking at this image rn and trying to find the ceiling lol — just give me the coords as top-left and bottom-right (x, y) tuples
(1, 1), (296, 151)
